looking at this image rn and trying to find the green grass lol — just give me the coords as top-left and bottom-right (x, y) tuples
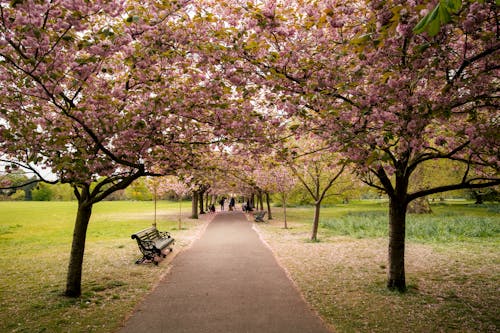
(317, 201), (500, 242)
(0, 200), (201, 333)
(1, 200), (498, 333)
(271, 200), (500, 243)
(320, 211), (500, 242)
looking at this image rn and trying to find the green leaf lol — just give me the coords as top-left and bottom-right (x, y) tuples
(428, 4), (441, 23)
(351, 33), (371, 45)
(438, 4), (451, 25)
(427, 18), (441, 37)
(444, 0), (462, 12)
(125, 15), (140, 23)
(414, 0), (463, 35)
(413, 4), (440, 34)
(415, 42), (430, 54)
(413, 16), (428, 34)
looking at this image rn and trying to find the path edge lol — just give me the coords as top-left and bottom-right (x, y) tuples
(116, 213), (216, 331)
(250, 219), (336, 333)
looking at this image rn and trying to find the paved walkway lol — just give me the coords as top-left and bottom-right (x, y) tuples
(118, 211), (331, 333)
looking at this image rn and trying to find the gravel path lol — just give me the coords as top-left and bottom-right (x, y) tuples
(118, 211), (331, 333)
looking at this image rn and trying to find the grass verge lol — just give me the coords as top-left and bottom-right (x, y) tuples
(257, 201), (499, 332)
(0, 201), (208, 333)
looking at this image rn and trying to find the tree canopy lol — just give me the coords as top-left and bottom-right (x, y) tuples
(0, 0), (498, 295)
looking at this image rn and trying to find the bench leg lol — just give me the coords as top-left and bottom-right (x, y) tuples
(135, 256), (148, 265)
(136, 246), (174, 265)
(135, 253), (157, 265)
(161, 247), (174, 258)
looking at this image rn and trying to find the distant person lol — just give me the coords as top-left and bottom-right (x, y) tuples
(209, 204), (216, 213)
(229, 197), (235, 211)
(242, 200), (252, 212)
(219, 197), (226, 211)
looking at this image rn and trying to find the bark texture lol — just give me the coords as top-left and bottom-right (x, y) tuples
(65, 200), (92, 297)
(387, 198), (407, 292)
(191, 191), (198, 219)
(311, 202), (321, 241)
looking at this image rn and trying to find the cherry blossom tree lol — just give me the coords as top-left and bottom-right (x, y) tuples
(328, 0), (499, 291)
(211, 0), (499, 291)
(0, 0), (159, 297)
(157, 176), (191, 230)
(283, 137), (346, 240)
(254, 164), (296, 228)
(0, 0), (255, 297)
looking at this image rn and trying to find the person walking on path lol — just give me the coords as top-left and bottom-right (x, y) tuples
(219, 197), (225, 211)
(118, 212), (332, 333)
(228, 197), (235, 211)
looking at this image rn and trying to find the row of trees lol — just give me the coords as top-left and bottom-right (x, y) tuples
(1, 0), (498, 296)
(0, 161), (480, 204)
(204, 0), (499, 291)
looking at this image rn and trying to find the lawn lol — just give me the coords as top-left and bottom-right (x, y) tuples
(0, 200), (498, 332)
(257, 200), (500, 332)
(0, 200), (207, 333)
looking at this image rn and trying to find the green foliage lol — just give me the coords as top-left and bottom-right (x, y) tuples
(411, 159), (468, 199)
(275, 178), (368, 206)
(0, 173), (36, 199)
(276, 183), (314, 206)
(1, 176), (166, 202)
(485, 204), (500, 214)
(32, 182), (53, 201)
(413, 0), (462, 36)
(407, 213), (499, 241)
(8, 190), (25, 201)
(124, 178), (153, 201)
(51, 183), (75, 201)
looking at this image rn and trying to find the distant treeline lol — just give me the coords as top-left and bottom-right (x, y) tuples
(2, 175), (497, 204)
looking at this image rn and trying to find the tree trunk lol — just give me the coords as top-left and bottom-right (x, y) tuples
(199, 190), (205, 214)
(153, 188), (157, 227)
(178, 197), (182, 230)
(65, 200), (92, 297)
(191, 191), (198, 219)
(265, 192), (272, 220)
(258, 191), (264, 210)
(387, 197), (407, 292)
(471, 191), (484, 204)
(282, 195), (288, 229)
(311, 201), (321, 241)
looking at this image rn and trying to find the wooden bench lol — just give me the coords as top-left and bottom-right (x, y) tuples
(131, 226), (175, 265)
(253, 210), (267, 222)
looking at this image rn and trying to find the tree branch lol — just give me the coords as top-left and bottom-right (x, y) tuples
(449, 42), (500, 85)
(372, 166), (395, 197)
(408, 178), (500, 202)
